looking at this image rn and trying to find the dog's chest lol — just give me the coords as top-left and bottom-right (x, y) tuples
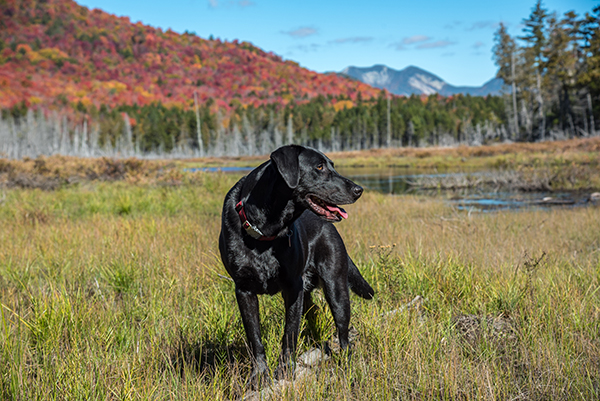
(233, 237), (306, 295)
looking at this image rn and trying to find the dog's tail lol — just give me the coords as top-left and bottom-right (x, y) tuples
(348, 256), (374, 299)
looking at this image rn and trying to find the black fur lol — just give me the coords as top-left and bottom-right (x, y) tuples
(218, 145), (374, 385)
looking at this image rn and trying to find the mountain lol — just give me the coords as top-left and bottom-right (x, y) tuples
(340, 65), (503, 97)
(0, 0), (381, 112)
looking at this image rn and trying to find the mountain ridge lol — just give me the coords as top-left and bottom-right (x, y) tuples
(0, 0), (382, 112)
(340, 65), (503, 97)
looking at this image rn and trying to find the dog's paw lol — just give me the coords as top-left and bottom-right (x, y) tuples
(274, 359), (296, 381)
(248, 365), (271, 389)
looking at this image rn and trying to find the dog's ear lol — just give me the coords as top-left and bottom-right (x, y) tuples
(270, 145), (302, 189)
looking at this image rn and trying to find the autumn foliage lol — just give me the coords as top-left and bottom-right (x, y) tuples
(0, 0), (382, 113)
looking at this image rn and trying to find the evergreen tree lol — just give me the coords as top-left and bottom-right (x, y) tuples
(579, 6), (600, 133)
(493, 22), (520, 135)
(519, 0), (549, 139)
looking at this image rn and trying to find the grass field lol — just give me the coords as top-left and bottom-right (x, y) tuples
(1, 142), (600, 399)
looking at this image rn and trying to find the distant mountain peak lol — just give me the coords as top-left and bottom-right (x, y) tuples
(341, 65), (502, 97)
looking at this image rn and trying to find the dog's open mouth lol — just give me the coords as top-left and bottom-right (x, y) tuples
(306, 195), (348, 221)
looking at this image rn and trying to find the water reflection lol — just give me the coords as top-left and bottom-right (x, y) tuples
(337, 166), (594, 212)
(184, 165), (596, 211)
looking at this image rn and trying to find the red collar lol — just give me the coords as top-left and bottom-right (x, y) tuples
(235, 201), (277, 241)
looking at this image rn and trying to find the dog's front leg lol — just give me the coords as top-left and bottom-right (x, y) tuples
(275, 281), (304, 379)
(235, 288), (270, 387)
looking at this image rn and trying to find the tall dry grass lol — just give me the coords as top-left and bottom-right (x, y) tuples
(0, 169), (599, 399)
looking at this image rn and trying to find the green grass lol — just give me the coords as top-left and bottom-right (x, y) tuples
(1, 170), (599, 399)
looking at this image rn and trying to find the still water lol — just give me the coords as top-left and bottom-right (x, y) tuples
(337, 166), (593, 212)
(186, 166), (595, 212)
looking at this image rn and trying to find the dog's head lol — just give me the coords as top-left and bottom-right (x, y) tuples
(270, 145), (363, 222)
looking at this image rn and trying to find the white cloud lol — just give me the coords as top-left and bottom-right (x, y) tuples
(288, 43), (321, 53)
(283, 27), (318, 38)
(402, 35), (430, 45)
(444, 21), (462, 29)
(208, 0), (255, 8)
(330, 36), (373, 44)
(416, 40), (455, 49)
(468, 21), (499, 30)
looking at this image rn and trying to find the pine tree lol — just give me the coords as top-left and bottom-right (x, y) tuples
(579, 6), (600, 134)
(519, 0), (549, 139)
(493, 22), (520, 136)
(545, 11), (580, 133)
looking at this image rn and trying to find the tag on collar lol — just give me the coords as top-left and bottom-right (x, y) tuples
(235, 201), (277, 241)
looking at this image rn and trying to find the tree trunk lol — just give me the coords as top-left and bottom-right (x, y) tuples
(193, 91), (204, 157)
(536, 71), (545, 140)
(511, 52), (519, 138)
(588, 93), (596, 136)
(386, 94), (392, 148)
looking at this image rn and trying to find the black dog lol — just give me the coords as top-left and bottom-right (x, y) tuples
(218, 145), (374, 385)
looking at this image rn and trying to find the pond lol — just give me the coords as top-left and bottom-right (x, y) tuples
(185, 166), (598, 212)
(337, 166), (596, 212)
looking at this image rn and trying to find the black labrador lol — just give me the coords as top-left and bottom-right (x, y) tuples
(218, 144), (374, 385)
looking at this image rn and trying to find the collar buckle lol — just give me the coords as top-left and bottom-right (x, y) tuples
(235, 201), (277, 241)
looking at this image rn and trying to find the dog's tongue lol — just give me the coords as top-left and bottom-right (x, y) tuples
(325, 204), (348, 219)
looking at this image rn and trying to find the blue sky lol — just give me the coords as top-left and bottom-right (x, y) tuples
(77, 0), (596, 87)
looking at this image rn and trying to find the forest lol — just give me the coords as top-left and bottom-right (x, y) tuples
(0, 0), (599, 158)
(493, 1), (600, 142)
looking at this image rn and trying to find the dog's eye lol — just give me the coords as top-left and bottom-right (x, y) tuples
(316, 163), (324, 171)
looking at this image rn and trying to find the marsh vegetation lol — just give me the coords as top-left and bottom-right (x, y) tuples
(0, 141), (599, 399)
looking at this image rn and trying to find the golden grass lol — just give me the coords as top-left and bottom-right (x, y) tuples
(329, 136), (600, 168)
(172, 137), (600, 170)
(1, 171), (599, 399)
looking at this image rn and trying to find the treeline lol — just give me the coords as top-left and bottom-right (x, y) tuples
(1, 93), (511, 158)
(2, 0), (599, 159)
(493, 2), (600, 141)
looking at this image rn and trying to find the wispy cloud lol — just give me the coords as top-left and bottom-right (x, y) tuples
(288, 43), (321, 53)
(467, 20), (499, 30)
(444, 21), (462, 29)
(416, 40), (454, 49)
(208, 0), (255, 8)
(391, 35), (430, 50)
(282, 27), (318, 38)
(472, 41), (485, 49)
(330, 36), (373, 44)
(402, 35), (430, 45)
(393, 35), (454, 50)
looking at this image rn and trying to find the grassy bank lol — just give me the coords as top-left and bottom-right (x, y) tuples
(3, 137), (599, 193)
(1, 168), (599, 399)
(175, 137), (600, 169)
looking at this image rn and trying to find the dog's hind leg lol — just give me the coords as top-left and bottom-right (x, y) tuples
(322, 275), (351, 350)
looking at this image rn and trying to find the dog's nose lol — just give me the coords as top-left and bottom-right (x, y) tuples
(352, 185), (363, 197)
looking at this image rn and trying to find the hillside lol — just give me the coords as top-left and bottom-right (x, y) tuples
(0, 0), (382, 113)
(340, 65), (503, 97)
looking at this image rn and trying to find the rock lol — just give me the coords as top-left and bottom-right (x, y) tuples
(590, 192), (600, 202)
(298, 348), (328, 367)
